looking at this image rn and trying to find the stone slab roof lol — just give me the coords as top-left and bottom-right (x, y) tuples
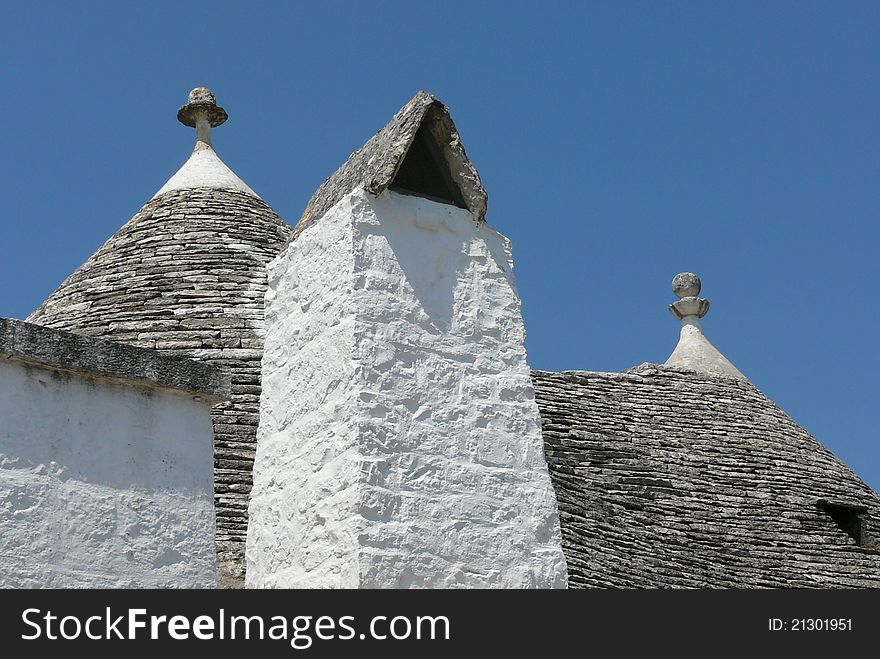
(294, 91), (487, 240)
(532, 365), (880, 588)
(1, 317), (229, 401)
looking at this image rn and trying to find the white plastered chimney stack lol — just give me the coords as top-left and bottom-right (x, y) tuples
(245, 93), (567, 588)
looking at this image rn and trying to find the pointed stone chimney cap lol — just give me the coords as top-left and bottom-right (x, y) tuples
(664, 272), (747, 381)
(294, 91), (487, 240)
(177, 87), (228, 128)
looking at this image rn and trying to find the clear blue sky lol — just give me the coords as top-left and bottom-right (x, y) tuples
(1, 2), (877, 489)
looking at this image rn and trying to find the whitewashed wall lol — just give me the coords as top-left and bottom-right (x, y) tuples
(247, 188), (567, 588)
(0, 358), (217, 587)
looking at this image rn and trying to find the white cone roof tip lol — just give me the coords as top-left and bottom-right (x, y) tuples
(663, 272), (748, 381)
(152, 87), (260, 200)
(153, 141), (259, 199)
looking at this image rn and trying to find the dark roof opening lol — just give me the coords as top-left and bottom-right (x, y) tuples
(389, 120), (467, 209)
(817, 500), (869, 547)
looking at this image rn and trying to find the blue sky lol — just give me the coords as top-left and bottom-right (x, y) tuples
(1, 2), (877, 488)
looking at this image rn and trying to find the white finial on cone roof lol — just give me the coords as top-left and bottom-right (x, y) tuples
(664, 273), (747, 381)
(152, 87), (258, 199)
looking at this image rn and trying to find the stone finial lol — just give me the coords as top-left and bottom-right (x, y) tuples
(176, 87), (227, 147)
(669, 272), (710, 320)
(664, 272), (747, 381)
(177, 87), (228, 128)
(152, 87), (258, 199)
(672, 272), (701, 298)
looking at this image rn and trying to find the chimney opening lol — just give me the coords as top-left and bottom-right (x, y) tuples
(817, 500), (869, 547)
(389, 119), (467, 208)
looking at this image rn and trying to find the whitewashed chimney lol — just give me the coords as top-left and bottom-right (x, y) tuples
(246, 93), (567, 588)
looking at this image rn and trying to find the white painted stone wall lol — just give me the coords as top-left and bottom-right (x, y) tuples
(0, 358), (217, 587)
(246, 188), (567, 588)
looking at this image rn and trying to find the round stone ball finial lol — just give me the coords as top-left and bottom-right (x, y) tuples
(668, 272), (710, 320)
(672, 272), (701, 299)
(177, 87), (228, 128)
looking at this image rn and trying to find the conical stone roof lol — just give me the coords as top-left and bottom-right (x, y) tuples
(534, 365), (880, 587)
(531, 273), (880, 587)
(28, 88), (292, 587)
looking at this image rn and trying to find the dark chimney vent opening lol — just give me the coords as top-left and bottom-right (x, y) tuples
(389, 120), (468, 209)
(817, 500), (869, 547)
